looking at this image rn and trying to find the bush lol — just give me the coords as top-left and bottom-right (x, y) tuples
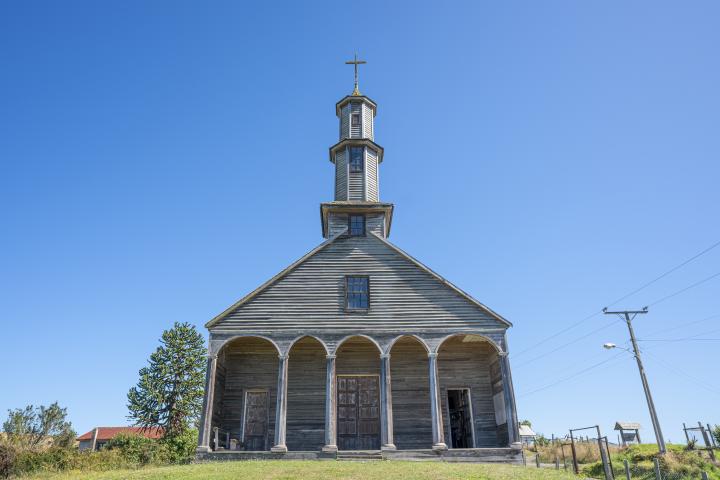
(159, 429), (198, 464)
(105, 433), (167, 465)
(0, 444), (16, 479)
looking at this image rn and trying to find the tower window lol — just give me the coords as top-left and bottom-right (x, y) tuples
(348, 215), (365, 236)
(350, 147), (363, 172)
(345, 276), (369, 310)
(351, 113), (361, 128)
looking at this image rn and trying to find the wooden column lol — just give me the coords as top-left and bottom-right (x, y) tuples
(196, 354), (218, 453)
(499, 352), (520, 446)
(271, 354), (289, 452)
(428, 352), (447, 450)
(380, 353), (396, 450)
(322, 354), (338, 453)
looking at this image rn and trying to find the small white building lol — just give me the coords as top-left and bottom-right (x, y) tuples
(519, 425), (537, 445)
(614, 422), (641, 446)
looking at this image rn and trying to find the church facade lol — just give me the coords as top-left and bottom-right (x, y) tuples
(196, 69), (521, 462)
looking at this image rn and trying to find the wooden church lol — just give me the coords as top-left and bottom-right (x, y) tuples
(196, 59), (522, 462)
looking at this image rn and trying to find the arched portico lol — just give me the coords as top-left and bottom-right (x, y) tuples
(286, 337), (326, 451)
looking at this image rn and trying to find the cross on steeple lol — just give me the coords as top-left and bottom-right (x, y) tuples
(345, 54), (367, 96)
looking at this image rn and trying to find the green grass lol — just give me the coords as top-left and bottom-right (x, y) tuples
(23, 460), (580, 480)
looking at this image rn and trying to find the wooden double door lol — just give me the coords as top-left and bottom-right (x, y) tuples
(337, 375), (380, 450)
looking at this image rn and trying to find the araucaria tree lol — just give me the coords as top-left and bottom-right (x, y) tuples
(127, 322), (206, 438)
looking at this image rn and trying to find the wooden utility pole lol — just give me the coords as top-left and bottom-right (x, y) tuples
(603, 307), (666, 454)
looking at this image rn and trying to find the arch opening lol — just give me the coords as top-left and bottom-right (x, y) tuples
(286, 337), (327, 451)
(389, 336), (433, 450)
(437, 335), (507, 448)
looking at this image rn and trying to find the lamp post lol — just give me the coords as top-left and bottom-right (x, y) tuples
(603, 307), (666, 454)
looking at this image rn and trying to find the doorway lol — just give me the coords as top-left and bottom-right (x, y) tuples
(447, 388), (474, 448)
(337, 375), (380, 450)
(242, 390), (269, 451)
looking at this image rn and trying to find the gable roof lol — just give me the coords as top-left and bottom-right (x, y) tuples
(519, 425), (536, 437)
(615, 422), (641, 430)
(206, 231), (511, 328)
(76, 426), (163, 441)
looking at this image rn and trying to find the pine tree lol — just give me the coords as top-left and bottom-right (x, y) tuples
(127, 322), (207, 438)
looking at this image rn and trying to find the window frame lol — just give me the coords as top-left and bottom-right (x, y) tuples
(351, 112), (361, 128)
(349, 146), (364, 173)
(344, 275), (370, 312)
(348, 214), (366, 236)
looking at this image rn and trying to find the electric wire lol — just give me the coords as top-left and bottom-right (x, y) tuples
(517, 351), (626, 398)
(511, 239), (720, 359)
(640, 313), (720, 338)
(647, 271), (720, 307)
(641, 349), (720, 397)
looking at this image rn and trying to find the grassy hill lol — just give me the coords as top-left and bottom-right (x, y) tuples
(23, 460), (578, 480)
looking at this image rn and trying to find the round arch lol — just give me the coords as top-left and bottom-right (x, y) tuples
(386, 334), (430, 355)
(216, 334), (281, 356)
(333, 334), (383, 355)
(433, 333), (504, 355)
(287, 335), (330, 356)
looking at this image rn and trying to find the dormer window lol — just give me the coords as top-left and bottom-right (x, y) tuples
(349, 215), (365, 236)
(350, 147), (363, 172)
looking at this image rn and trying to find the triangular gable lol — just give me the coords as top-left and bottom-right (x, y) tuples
(206, 230), (511, 329)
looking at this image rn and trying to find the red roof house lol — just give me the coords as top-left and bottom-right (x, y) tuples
(76, 426), (164, 451)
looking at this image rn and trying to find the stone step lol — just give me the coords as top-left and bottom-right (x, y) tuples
(336, 450), (383, 461)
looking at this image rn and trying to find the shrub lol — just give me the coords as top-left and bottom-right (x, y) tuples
(105, 433), (166, 465)
(0, 444), (16, 479)
(159, 429), (198, 464)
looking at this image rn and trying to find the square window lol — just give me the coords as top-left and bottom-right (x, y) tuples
(345, 276), (369, 310)
(350, 147), (363, 172)
(349, 215), (365, 236)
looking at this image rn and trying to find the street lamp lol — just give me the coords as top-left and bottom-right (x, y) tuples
(602, 307), (666, 454)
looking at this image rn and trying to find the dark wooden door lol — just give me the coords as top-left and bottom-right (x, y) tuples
(337, 376), (380, 450)
(448, 389), (473, 448)
(243, 391), (269, 451)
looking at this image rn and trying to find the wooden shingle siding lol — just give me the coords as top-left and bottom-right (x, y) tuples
(286, 338), (326, 451)
(366, 148), (378, 201)
(350, 102), (362, 138)
(438, 338), (500, 447)
(348, 154), (365, 200)
(390, 337), (433, 449)
(218, 338), (279, 450)
(336, 337), (381, 375)
(489, 356), (509, 445)
(328, 213), (349, 237)
(366, 213), (385, 237)
(340, 104), (350, 139)
(334, 150), (347, 201)
(213, 235), (505, 332)
(363, 103), (373, 140)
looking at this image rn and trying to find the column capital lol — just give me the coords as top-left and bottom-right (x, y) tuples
(427, 352), (438, 359)
(207, 353), (218, 360)
(326, 354), (337, 360)
(498, 351), (509, 358)
(380, 353), (391, 359)
(278, 354), (289, 361)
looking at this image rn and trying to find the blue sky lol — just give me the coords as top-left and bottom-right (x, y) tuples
(1, 1), (718, 443)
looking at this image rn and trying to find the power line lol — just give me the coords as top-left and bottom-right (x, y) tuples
(648, 270), (720, 307)
(641, 313), (720, 338)
(640, 325), (720, 343)
(517, 352), (625, 398)
(641, 349), (720, 397)
(513, 319), (621, 369)
(511, 239), (720, 359)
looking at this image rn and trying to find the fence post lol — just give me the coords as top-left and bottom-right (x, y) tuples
(555, 456), (559, 469)
(536, 453), (540, 468)
(653, 457), (661, 480)
(707, 424), (717, 448)
(570, 430), (579, 474)
(522, 449), (526, 467)
(623, 459), (631, 480)
(698, 422), (716, 461)
(701, 472), (709, 480)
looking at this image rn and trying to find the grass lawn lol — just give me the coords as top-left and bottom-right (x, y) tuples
(24, 460), (580, 480)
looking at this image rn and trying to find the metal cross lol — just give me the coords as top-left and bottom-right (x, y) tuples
(345, 54), (367, 95)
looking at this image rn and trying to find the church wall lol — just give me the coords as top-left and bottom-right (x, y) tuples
(438, 338), (500, 447)
(336, 337), (380, 375)
(286, 338), (326, 451)
(366, 148), (378, 201)
(362, 103), (374, 140)
(340, 104), (350, 139)
(328, 213), (349, 237)
(220, 338), (279, 450)
(390, 337), (433, 449)
(489, 353), (510, 446)
(214, 235), (506, 334)
(366, 213), (385, 237)
(334, 150), (347, 201)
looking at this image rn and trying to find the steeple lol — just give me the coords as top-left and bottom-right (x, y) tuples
(320, 58), (393, 239)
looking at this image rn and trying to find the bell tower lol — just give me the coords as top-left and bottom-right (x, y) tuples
(321, 56), (394, 238)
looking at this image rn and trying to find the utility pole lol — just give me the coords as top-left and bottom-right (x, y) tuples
(603, 307), (667, 454)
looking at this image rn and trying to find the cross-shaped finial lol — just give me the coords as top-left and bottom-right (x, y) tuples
(345, 54), (367, 96)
